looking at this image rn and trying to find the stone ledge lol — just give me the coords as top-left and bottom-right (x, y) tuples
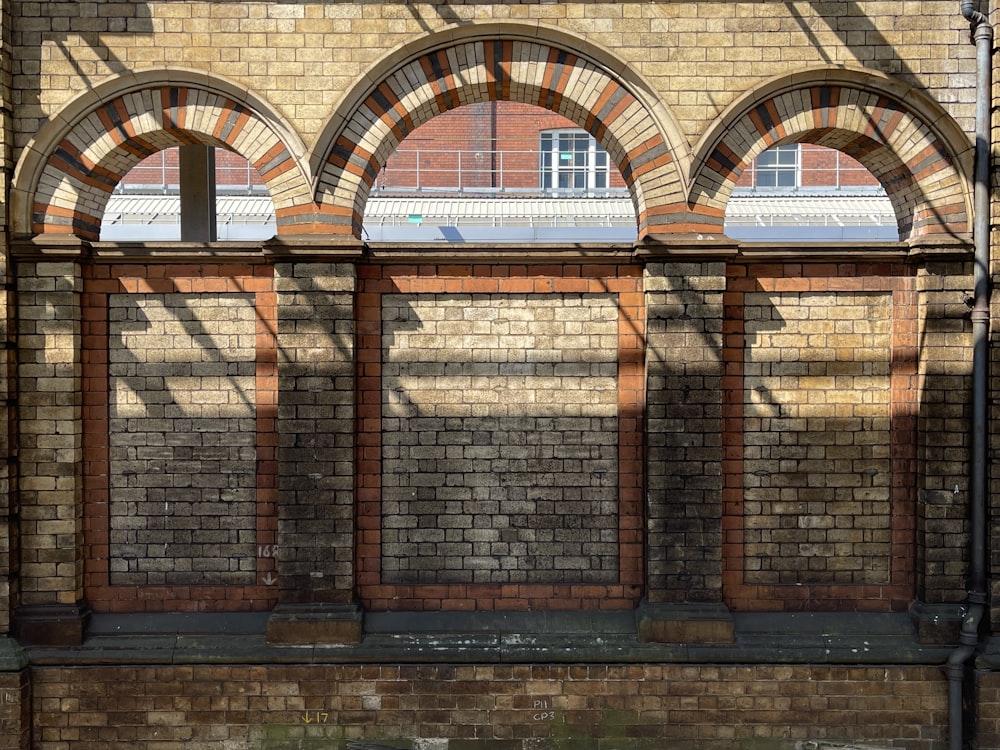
(21, 611), (956, 668)
(909, 601), (966, 645)
(637, 601), (735, 644)
(0, 637), (28, 671)
(365, 610), (636, 636)
(13, 603), (91, 647)
(265, 603), (363, 645)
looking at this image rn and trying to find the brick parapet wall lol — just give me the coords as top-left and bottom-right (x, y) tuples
(3, 249), (981, 741)
(28, 663), (948, 749)
(47, 254), (971, 620)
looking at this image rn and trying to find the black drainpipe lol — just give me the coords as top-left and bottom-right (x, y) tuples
(949, 3), (992, 749)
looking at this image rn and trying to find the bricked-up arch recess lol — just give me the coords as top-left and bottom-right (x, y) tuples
(24, 85), (315, 239)
(315, 38), (688, 238)
(692, 81), (969, 239)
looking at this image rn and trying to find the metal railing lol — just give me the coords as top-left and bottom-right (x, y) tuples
(736, 158), (885, 193)
(113, 152), (268, 195)
(372, 146), (629, 197)
(114, 145), (884, 198)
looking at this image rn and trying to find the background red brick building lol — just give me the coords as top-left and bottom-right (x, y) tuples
(110, 102), (890, 244)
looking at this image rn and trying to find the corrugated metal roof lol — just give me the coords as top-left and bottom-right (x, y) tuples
(364, 197), (637, 226)
(103, 195), (276, 224)
(104, 196), (639, 226)
(100, 193), (898, 243)
(726, 195), (895, 225)
(104, 194), (894, 224)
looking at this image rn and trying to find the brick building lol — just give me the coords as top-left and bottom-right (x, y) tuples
(107, 104), (890, 242)
(0, 2), (997, 749)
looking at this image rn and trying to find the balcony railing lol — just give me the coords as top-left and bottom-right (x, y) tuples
(372, 146), (629, 197)
(114, 145), (885, 201)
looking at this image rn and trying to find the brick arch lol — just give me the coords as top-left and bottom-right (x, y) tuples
(13, 74), (315, 240)
(314, 32), (688, 239)
(691, 71), (971, 241)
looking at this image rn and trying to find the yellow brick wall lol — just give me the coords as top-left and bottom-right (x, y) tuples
(0, 4), (992, 747)
(742, 290), (893, 586)
(30, 663), (950, 749)
(10, 2), (977, 157)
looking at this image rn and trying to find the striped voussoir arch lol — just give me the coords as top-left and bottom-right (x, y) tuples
(695, 84), (967, 240)
(33, 86), (313, 239)
(316, 38), (684, 238)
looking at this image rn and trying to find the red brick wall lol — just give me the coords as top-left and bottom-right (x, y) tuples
(121, 149), (265, 190)
(734, 144), (881, 190)
(121, 121), (874, 197)
(121, 114), (876, 198)
(121, 102), (636, 196)
(356, 101), (632, 194)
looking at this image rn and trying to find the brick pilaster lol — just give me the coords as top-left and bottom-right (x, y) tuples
(267, 262), (359, 643)
(0, 0), (15, 646)
(644, 261), (727, 604)
(907, 262), (976, 639)
(640, 260), (732, 642)
(14, 258), (87, 645)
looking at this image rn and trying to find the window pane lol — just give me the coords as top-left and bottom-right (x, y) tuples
(753, 145), (799, 189)
(777, 149), (798, 166)
(757, 170), (778, 188)
(758, 149), (779, 168)
(775, 169), (797, 188)
(538, 127), (618, 195)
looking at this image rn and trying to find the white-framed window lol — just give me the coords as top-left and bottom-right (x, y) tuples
(753, 144), (800, 189)
(539, 129), (610, 195)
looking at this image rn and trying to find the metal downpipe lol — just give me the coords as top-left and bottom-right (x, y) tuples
(951, 4), (993, 749)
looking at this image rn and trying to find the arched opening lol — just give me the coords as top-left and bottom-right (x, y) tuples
(361, 102), (638, 243)
(724, 144), (897, 242)
(100, 146), (277, 242)
(693, 76), (971, 242)
(14, 78), (315, 240)
(314, 33), (689, 239)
